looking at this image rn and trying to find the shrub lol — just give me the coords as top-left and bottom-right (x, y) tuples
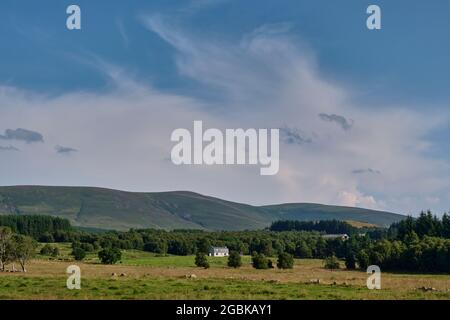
(98, 248), (122, 264)
(72, 247), (86, 261)
(51, 247), (59, 257)
(357, 250), (370, 270)
(80, 243), (95, 252)
(251, 252), (269, 269)
(277, 252), (294, 269)
(195, 252), (210, 269)
(345, 254), (357, 269)
(227, 251), (242, 268)
(324, 255), (340, 270)
(40, 244), (54, 256)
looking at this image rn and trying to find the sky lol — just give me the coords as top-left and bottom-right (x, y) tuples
(1, 0), (450, 216)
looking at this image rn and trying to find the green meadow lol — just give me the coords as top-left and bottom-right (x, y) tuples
(1, 245), (450, 300)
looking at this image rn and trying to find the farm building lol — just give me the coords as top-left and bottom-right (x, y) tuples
(208, 247), (229, 257)
(321, 234), (349, 241)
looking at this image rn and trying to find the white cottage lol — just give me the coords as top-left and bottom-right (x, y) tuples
(321, 234), (349, 241)
(208, 247), (229, 257)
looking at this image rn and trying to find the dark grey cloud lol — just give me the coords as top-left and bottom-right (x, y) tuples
(280, 126), (312, 145)
(318, 113), (353, 131)
(352, 168), (381, 175)
(0, 145), (19, 152)
(0, 128), (44, 143)
(55, 145), (78, 154)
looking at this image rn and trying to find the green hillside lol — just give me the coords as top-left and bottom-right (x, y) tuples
(0, 186), (405, 231)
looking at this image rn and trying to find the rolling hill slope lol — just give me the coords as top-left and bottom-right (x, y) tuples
(0, 186), (405, 231)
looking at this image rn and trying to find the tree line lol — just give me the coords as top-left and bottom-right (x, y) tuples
(389, 211), (450, 240)
(0, 215), (72, 241)
(269, 219), (366, 235)
(2, 212), (450, 273)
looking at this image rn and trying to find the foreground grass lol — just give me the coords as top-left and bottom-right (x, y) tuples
(1, 275), (450, 300)
(2, 247), (450, 300)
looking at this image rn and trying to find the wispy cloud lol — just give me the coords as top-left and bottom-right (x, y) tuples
(0, 145), (19, 152)
(280, 126), (312, 145)
(318, 113), (353, 131)
(0, 128), (44, 143)
(55, 145), (77, 154)
(352, 168), (381, 175)
(116, 18), (130, 49)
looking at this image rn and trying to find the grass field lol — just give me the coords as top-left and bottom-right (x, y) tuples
(0, 244), (449, 300)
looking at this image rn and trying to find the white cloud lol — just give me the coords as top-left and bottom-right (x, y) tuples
(338, 191), (377, 209)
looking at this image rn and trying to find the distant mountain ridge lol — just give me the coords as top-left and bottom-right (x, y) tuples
(0, 186), (405, 231)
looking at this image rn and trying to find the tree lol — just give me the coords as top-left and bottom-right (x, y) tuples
(40, 244), (55, 256)
(323, 255), (340, 270)
(195, 252), (210, 269)
(39, 232), (55, 243)
(52, 247), (60, 257)
(80, 243), (95, 252)
(0, 227), (13, 271)
(442, 213), (450, 238)
(295, 241), (312, 258)
(196, 238), (211, 254)
(72, 247), (86, 261)
(345, 254), (356, 269)
(356, 250), (370, 270)
(168, 239), (195, 256)
(416, 211), (438, 238)
(98, 248), (122, 264)
(12, 235), (37, 272)
(277, 252), (294, 269)
(143, 239), (168, 255)
(404, 231), (419, 245)
(251, 252), (269, 269)
(227, 251), (242, 268)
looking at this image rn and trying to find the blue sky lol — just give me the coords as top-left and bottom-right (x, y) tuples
(1, 0), (450, 215)
(2, 0), (450, 103)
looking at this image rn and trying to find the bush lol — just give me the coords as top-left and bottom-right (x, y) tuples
(345, 254), (356, 269)
(40, 244), (54, 256)
(40, 244), (59, 257)
(227, 251), (242, 268)
(98, 248), (121, 264)
(51, 247), (59, 257)
(72, 247), (86, 261)
(195, 252), (210, 269)
(251, 252), (269, 269)
(324, 255), (340, 270)
(357, 250), (370, 270)
(277, 252), (294, 269)
(80, 243), (95, 252)
(39, 232), (55, 243)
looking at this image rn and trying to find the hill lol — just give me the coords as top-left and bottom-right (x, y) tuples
(0, 186), (405, 231)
